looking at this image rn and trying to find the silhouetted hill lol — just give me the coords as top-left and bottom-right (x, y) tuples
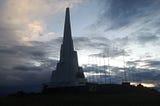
(0, 84), (160, 106)
(43, 83), (159, 95)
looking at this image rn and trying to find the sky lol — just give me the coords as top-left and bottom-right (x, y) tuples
(1, 0), (160, 95)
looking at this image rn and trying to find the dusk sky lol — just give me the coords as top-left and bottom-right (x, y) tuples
(1, 0), (160, 95)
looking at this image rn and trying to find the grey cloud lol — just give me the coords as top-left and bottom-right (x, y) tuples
(109, 47), (129, 57)
(91, 46), (129, 58)
(127, 59), (160, 69)
(127, 61), (138, 67)
(100, 0), (158, 30)
(0, 26), (19, 45)
(0, 49), (16, 55)
(0, 69), (52, 94)
(0, 39), (60, 70)
(0, 45), (47, 62)
(72, 36), (130, 57)
(112, 33), (160, 46)
(136, 34), (159, 44)
(113, 36), (129, 47)
(0, 38), (59, 95)
(73, 36), (110, 50)
(91, 0), (160, 49)
(12, 59), (57, 74)
(130, 69), (160, 82)
(73, 37), (91, 50)
(13, 65), (42, 72)
(145, 60), (160, 69)
(83, 64), (160, 84)
(31, 51), (46, 58)
(83, 65), (108, 74)
(0, 58), (57, 95)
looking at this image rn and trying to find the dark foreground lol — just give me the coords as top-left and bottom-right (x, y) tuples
(0, 84), (160, 106)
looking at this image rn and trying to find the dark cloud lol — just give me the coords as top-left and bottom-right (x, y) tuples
(73, 37), (91, 50)
(13, 65), (42, 71)
(84, 65), (160, 84)
(0, 44), (49, 71)
(145, 60), (160, 69)
(113, 36), (129, 46)
(73, 36), (110, 50)
(0, 40), (59, 67)
(0, 48), (16, 55)
(73, 36), (130, 57)
(100, 0), (159, 30)
(91, 0), (160, 47)
(83, 65), (108, 74)
(0, 39), (59, 95)
(127, 61), (138, 67)
(72, 36), (131, 57)
(73, 37), (129, 57)
(136, 34), (159, 44)
(0, 26), (19, 44)
(90, 45), (129, 58)
(130, 68), (160, 82)
(83, 64), (160, 84)
(127, 59), (160, 70)
(0, 58), (57, 95)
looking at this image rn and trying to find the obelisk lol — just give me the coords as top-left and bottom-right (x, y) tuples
(50, 8), (86, 87)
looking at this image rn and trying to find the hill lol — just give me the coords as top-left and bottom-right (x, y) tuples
(0, 83), (160, 106)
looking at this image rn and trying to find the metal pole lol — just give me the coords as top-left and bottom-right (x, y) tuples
(95, 56), (98, 84)
(108, 49), (111, 84)
(103, 54), (106, 84)
(123, 51), (127, 82)
(87, 56), (90, 83)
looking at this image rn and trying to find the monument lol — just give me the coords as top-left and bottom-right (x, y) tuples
(49, 8), (86, 87)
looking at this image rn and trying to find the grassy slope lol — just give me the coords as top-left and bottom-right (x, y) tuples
(0, 84), (160, 106)
(0, 93), (160, 106)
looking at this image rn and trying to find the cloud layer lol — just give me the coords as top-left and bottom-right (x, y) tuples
(1, 0), (160, 95)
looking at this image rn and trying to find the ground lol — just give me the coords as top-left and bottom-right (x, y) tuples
(0, 84), (160, 106)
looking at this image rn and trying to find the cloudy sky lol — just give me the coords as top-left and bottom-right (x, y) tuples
(1, 0), (160, 95)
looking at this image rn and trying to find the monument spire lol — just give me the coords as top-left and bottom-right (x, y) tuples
(60, 8), (74, 62)
(50, 8), (86, 87)
(63, 8), (74, 50)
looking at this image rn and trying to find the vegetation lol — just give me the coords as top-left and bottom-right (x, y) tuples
(0, 84), (160, 106)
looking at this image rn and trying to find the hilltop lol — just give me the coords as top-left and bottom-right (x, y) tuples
(0, 83), (160, 106)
